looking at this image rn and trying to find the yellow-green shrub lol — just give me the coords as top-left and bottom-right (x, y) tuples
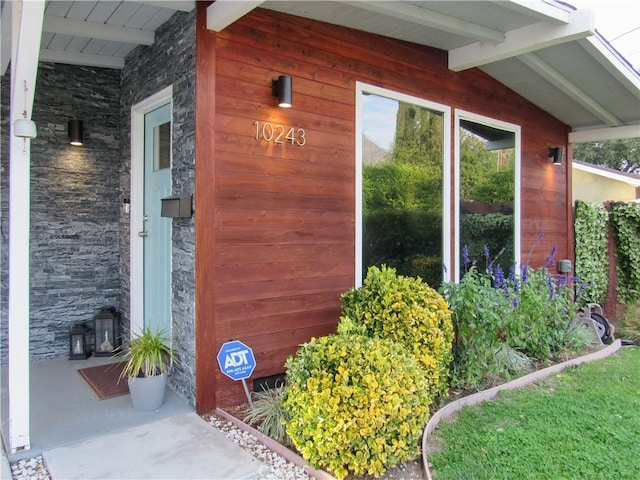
(283, 333), (432, 479)
(341, 265), (454, 398)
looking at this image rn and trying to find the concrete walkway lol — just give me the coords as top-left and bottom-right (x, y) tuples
(42, 412), (266, 479)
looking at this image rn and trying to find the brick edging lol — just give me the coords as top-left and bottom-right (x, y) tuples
(422, 339), (623, 480)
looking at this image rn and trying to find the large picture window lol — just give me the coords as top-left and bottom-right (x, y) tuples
(356, 84), (451, 288)
(454, 111), (521, 280)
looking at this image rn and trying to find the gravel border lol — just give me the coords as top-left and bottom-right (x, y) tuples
(10, 456), (50, 480)
(213, 408), (335, 479)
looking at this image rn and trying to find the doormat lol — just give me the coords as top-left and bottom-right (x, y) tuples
(77, 362), (129, 400)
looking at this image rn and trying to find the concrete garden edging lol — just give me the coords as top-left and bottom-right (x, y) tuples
(421, 339), (623, 480)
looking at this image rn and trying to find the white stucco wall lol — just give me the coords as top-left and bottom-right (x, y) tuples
(572, 168), (640, 204)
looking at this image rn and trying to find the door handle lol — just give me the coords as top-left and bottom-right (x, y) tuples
(139, 214), (149, 237)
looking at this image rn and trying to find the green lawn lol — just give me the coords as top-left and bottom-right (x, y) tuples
(429, 347), (640, 480)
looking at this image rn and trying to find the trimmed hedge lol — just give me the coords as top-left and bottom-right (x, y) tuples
(283, 333), (432, 479)
(341, 265), (454, 399)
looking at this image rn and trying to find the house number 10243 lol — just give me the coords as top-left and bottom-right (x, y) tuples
(254, 121), (306, 146)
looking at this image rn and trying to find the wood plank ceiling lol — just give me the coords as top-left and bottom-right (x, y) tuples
(39, 1), (194, 69)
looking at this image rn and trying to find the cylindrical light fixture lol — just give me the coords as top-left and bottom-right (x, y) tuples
(272, 75), (292, 108)
(68, 119), (83, 146)
(548, 147), (564, 165)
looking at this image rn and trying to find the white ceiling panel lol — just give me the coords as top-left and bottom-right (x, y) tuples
(47, 33), (73, 51)
(66, 35), (91, 54)
(86, 1), (120, 23)
(82, 37), (110, 56)
(65, 1), (98, 21)
(126, 5), (162, 29)
(105, 2), (143, 27)
(45, 1), (72, 17)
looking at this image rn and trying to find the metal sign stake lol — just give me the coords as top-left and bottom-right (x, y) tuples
(242, 379), (253, 408)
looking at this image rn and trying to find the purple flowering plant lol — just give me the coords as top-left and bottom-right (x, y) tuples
(440, 239), (589, 390)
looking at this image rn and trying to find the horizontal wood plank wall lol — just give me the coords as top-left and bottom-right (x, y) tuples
(197, 7), (571, 408)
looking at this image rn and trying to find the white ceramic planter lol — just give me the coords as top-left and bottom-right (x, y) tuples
(128, 373), (167, 411)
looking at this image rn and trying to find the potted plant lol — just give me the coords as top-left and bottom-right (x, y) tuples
(117, 327), (178, 411)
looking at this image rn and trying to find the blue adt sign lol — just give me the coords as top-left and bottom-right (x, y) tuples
(217, 340), (256, 381)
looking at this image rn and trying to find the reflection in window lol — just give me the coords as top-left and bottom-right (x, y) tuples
(458, 119), (515, 277)
(361, 93), (445, 288)
(154, 122), (171, 170)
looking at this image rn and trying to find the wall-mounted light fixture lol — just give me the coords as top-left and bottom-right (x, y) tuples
(272, 75), (292, 108)
(13, 80), (37, 154)
(548, 147), (564, 165)
(68, 119), (83, 146)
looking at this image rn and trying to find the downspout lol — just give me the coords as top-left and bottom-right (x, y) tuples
(566, 131), (575, 279)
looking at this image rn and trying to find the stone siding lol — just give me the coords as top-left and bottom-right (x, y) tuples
(1, 63), (121, 361)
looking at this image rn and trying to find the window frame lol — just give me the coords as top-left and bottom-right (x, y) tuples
(453, 109), (521, 281)
(355, 82), (452, 287)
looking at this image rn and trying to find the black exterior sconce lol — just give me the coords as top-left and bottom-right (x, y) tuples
(548, 147), (564, 165)
(272, 75), (292, 108)
(68, 119), (83, 146)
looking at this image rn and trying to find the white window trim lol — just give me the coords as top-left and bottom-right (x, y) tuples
(453, 109), (521, 281)
(355, 82), (452, 287)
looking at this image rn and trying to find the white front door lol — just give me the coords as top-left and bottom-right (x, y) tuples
(130, 87), (173, 336)
(143, 104), (172, 334)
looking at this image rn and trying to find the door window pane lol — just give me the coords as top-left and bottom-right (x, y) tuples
(154, 121), (171, 170)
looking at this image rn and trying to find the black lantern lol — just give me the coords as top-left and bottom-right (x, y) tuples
(94, 308), (121, 356)
(69, 324), (92, 360)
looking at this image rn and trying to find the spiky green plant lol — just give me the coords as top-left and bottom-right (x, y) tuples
(117, 327), (178, 380)
(493, 344), (533, 377)
(243, 384), (291, 446)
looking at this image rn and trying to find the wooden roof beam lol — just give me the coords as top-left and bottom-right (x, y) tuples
(43, 15), (155, 45)
(519, 52), (621, 128)
(206, 0), (263, 32)
(39, 48), (125, 69)
(570, 125), (640, 143)
(344, 1), (505, 43)
(449, 8), (595, 71)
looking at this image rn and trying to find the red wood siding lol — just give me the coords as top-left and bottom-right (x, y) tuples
(195, 3), (218, 412)
(195, 6), (572, 410)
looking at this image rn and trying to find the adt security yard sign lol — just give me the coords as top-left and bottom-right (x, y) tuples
(217, 340), (257, 406)
(217, 340), (256, 380)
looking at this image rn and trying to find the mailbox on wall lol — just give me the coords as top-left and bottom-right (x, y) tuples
(161, 195), (192, 218)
